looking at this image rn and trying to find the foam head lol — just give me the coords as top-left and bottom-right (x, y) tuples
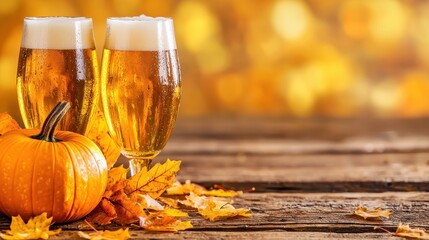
(105, 15), (177, 51)
(21, 17), (95, 49)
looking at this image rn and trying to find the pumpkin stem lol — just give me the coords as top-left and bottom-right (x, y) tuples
(31, 101), (71, 142)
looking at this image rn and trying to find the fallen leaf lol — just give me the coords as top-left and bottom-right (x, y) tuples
(0, 213), (61, 239)
(125, 159), (181, 199)
(87, 160), (181, 225)
(375, 223), (429, 239)
(78, 228), (131, 240)
(0, 113), (20, 136)
(139, 214), (192, 232)
(158, 197), (179, 208)
(86, 109), (121, 168)
(166, 180), (244, 197)
(182, 193), (251, 222)
(353, 205), (392, 219)
(395, 223), (429, 239)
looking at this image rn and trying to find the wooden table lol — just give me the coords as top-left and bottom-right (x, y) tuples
(2, 118), (429, 239)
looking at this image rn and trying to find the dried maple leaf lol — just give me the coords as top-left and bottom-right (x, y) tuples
(375, 223), (429, 239)
(353, 205), (392, 219)
(182, 193), (251, 222)
(78, 228), (131, 240)
(0, 113), (20, 136)
(124, 159), (181, 199)
(166, 180), (244, 197)
(88, 160), (181, 225)
(0, 213), (61, 239)
(86, 109), (121, 168)
(139, 213), (192, 232)
(158, 197), (179, 208)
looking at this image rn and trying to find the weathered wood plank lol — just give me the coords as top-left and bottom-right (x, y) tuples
(172, 118), (429, 141)
(162, 137), (429, 155)
(50, 231), (397, 240)
(2, 192), (427, 234)
(155, 153), (429, 192)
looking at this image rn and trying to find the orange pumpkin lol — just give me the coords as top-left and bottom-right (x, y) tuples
(0, 101), (108, 223)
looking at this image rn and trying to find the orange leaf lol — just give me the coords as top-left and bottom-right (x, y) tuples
(0, 113), (20, 136)
(182, 193), (251, 222)
(86, 109), (121, 168)
(166, 180), (243, 197)
(0, 213), (61, 239)
(375, 223), (429, 239)
(124, 159), (181, 199)
(139, 214), (192, 232)
(353, 205), (392, 219)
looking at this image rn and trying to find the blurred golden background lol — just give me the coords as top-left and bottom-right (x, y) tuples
(1, 0), (429, 120)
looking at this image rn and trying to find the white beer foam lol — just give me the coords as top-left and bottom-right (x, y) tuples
(105, 15), (177, 51)
(22, 17), (95, 49)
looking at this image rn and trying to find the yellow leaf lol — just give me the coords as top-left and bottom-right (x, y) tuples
(353, 205), (392, 219)
(86, 109), (121, 168)
(139, 215), (192, 232)
(161, 208), (189, 217)
(124, 159), (181, 199)
(0, 213), (61, 240)
(78, 228), (131, 240)
(394, 223), (429, 240)
(0, 113), (20, 136)
(106, 165), (128, 189)
(166, 180), (243, 197)
(158, 197), (179, 208)
(183, 193), (251, 222)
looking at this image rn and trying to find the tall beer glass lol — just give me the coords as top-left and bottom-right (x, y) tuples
(101, 16), (181, 175)
(17, 17), (99, 135)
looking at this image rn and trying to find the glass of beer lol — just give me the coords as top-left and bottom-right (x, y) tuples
(17, 17), (99, 135)
(101, 16), (181, 176)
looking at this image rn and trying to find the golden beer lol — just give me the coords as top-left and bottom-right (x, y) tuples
(17, 17), (99, 135)
(101, 49), (180, 158)
(101, 16), (181, 175)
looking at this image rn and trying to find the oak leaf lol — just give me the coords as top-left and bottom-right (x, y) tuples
(353, 205), (391, 219)
(0, 213), (61, 239)
(78, 228), (131, 240)
(0, 113), (20, 136)
(124, 159), (181, 199)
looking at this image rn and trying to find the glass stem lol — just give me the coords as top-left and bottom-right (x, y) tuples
(129, 158), (153, 176)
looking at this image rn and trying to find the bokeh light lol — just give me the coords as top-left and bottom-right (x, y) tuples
(1, 0), (429, 121)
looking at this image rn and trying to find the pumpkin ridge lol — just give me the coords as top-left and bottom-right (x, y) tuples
(72, 139), (103, 217)
(60, 142), (79, 222)
(0, 137), (19, 215)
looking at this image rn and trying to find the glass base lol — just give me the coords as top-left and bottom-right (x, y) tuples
(129, 158), (152, 176)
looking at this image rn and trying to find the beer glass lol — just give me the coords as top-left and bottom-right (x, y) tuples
(101, 16), (181, 176)
(17, 17), (99, 135)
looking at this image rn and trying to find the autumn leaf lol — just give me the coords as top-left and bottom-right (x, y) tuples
(139, 212), (192, 232)
(353, 205), (392, 219)
(124, 159), (181, 199)
(182, 193), (251, 222)
(0, 113), (20, 136)
(375, 223), (429, 239)
(158, 197), (179, 208)
(88, 160), (181, 225)
(166, 180), (244, 197)
(78, 228), (131, 240)
(86, 109), (121, 168)
(0, 213), (61, 239)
